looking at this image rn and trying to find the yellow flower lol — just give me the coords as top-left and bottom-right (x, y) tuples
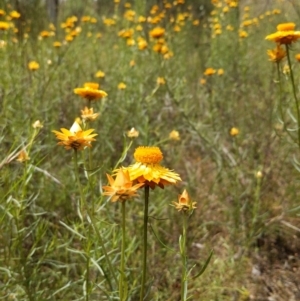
(16, 150), (30, 163)
(53, 41), (62, 48)
(81, 107), (100, 122)
(118, 82), (127, 90)
(157, 77), (166, 85)
(283, 64), (290, 74)
(124, 146), (181, 189)
(217, 68), (224, 75)
(95, 70), (105, 78)
(149, 27), (165, 39)
(28, 61), (39, 71)
(0, 9), (5, 16)
(32, 120), (43, 129)
(10, 10), (21, 19)
(230, 127), (239, 136)
(239, 30), (248, 38)
(295, 53), (300, 62)
(267, 45), (286, 62)
(204, 68), (216, 76)
(74, 82), (107, 101)
(172, 189), (196, 212)
(0, 21), (9, 30)
(103, 169), (144, 202)
(138, 38), (148, 50)
(169, 130), (180, 141)
(39, 30), (54, 38)
(127, 127), (139, 138)
(265, 23), (300, 45)
(200, 78), (206, 85)
(52, 121), (97, 151)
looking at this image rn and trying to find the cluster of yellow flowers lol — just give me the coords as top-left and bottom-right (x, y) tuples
(52, 82), (107, 150)
(52, 83), (194, 211)
(266, 23), (300, 63)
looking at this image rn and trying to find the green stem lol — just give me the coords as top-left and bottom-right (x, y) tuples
(181, 214), (188, 301)
(85, 225), (91, 301)
(119, 201), (126, 301)
(87, 208), (118, 287)
(285, 44), (300, 148)
(73, 149), (84, 216)
(74, 150), (91, 299)
(251, 175), (261, 240)
(277, 62), (296, 143)
(140, 185), (150, 301)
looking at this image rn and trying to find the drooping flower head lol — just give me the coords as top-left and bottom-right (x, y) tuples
(74, 82), (107, 101)
(267, 45), (286, 62)
(265, 22), (300, 45)
(103, 169), (144, 202)
(52, 120), (97, 150)
(172, 189), (196, 213)
(124, 146), (181, 189)
(81, 107), (100, 122)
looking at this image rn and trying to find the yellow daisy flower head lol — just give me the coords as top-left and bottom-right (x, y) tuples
(169, 130), (180, 141)
(103, 169), (144, 202)
(81, 107), (100, 122)
(53, 41), (62, 48)
(0, 21), (10, 31)
(10, 10), (21, 19)
(124, 146), (181, 189)
(230, 127), (239, 136)
(156, 77), (166, 85)
(172, 189), (196, 212)
(267, 45), (286, 63)
(138, 38), (148, 50)
(74, 82), (107, 101)
(118, 82), (127, 90)
(265, 22), (300, 45)
(95, 70), (105, 78)
(32, 120), (43, 129)
(28, 61), (39, 71)
(295, 53), (300, 62)
(52, 120), (97, 151)
(204, 67), (216, 76)
(217, 68), (224, 76)
(127, 127), (139, 138)
(16, 149), (30, 163)
(149, 27), (165, 39)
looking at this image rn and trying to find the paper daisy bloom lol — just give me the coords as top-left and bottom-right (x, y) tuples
(81, 107), (100, 122)
(265, 23), (300, 45)
(52, 120), (97, 150)
(103, 169), (144, 202)
(149, 27), (165, 39)
(28, 61), (40, 71)
(74, 82), (107, 101)
(125, 146), (181, 189)
(267, 45), (286, 62)
(172, 189), (196, 212)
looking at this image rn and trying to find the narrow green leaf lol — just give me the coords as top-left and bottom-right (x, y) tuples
(149, 223), (175, 253)
(192, 250), (213, 279)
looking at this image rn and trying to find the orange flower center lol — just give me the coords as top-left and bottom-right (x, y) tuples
(277, 23), (296, 31)
(134, 146), (163, 164)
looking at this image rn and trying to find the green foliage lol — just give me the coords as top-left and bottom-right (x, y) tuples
(1, 0), (300, 300)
